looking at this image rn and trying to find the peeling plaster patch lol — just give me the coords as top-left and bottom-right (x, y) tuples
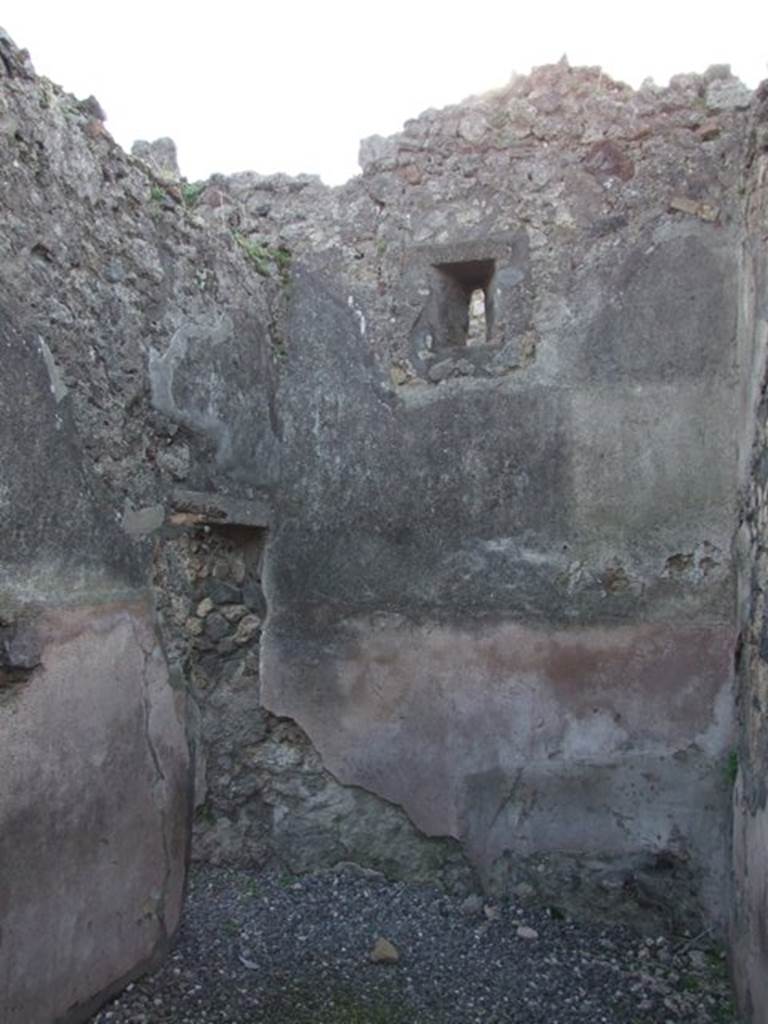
(148, 319), (232, 464)
(149, 319), (230, 438)
(662, 542), (724, 582)
(262, 616), (735, 891)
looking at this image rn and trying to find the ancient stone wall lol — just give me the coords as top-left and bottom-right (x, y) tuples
(128, 62), (756, 930)
(0, 297), (189, 1024)
(731, 79), (768, 1024)
(0, 30), (270, 1023)
(193, 62), (750, 932)
(2, 24), (766, 1022)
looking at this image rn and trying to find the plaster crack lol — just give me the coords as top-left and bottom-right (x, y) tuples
(488, 766), (526, 839)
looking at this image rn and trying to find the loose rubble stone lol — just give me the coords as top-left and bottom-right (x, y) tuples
(427, 358), (454, 383)
(233, 613), (261, 645)
(221, 603), (248, 623)
(207, 580), (242, 604)
(705, 77), (753, 110)
(697, 117), (722, 140)
(370, 936), (400, 964)
(668, 195), (720, 221)
(204, 612), (229, 642)
(184, 615), (204, 637)
(131, 136), (180, 179)
(458, 111), (489, 143)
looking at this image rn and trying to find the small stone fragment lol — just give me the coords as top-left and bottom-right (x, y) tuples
(458, 111), (489, 144)
(221, 604), (248, 623)
(131, 137), (180, 179)
(205, 612), (229, 642)
(454, 358), (476, 376)
(207, 580), (242, 605)
(529, 90), (561, 115)
(0, 621), (42, 671)
(332, 860), (386, 881)
(668, 196), (720, 222)
(688, 949), (708, 969)
(370, 937), (400, 963)
(78, 95), (106, 121)
(516, 925), (539, 940)
(230, 555), (247, 584)
(398, 163), (423, 185)
(196, 597), (214, 618)
(234, 614), (261, 645)
(696, 117), (721, 141)
(697, 202), (720, 223)
(669, 196), (699, 216)
(460, 894), (484, 917)
(428, 358), (454, 383)
(184, 615), (204, 637)
(212, 558), (232, 581)
(583, 140), (635, 183)
(242, 581), (267, 616)
(705, 78), (752, 111)
(358, 134), (398, 172)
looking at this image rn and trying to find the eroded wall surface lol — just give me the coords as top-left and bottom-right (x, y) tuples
(0, 25), (467, 928)
(1, 27), (765, 1021)
(0, 32), (275, 1022)
(136, 61), (758, 931)
(732, 80), (768, 1024)
(228, 64), (751, 928)
(128, 64), (761, 933)
(0, 309), (189, 1024)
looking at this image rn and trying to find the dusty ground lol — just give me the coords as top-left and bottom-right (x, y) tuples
(91, 865), (741, 1023)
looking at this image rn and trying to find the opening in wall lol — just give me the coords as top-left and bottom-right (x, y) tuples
(432, 258), (495, 348)
(467, 288), (487, 347)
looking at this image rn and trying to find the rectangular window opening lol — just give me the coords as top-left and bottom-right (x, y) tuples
(433, 258), (496, 348)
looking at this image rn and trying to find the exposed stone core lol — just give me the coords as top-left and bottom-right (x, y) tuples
(0, 25), (766, 1024)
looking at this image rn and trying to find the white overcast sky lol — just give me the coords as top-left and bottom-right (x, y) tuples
(3, 1), (767, 185)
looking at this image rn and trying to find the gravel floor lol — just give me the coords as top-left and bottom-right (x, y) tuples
(91, 865), (741, 1024)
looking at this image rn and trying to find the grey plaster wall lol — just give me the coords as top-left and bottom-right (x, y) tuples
(239, 64), (753, 928)
(0, 32), (273, 1022)
(170, 67), (755, 927)
(2, 25), (765, 1019)
(261, 249), (739, 926)
(731, 80), (768, 1024)
(0, 307), (189, 1024)
(0, 30), (279, 514)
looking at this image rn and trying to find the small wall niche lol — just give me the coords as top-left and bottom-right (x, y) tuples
(404, 233), (531, 379)
(431, 259), (496, 349)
